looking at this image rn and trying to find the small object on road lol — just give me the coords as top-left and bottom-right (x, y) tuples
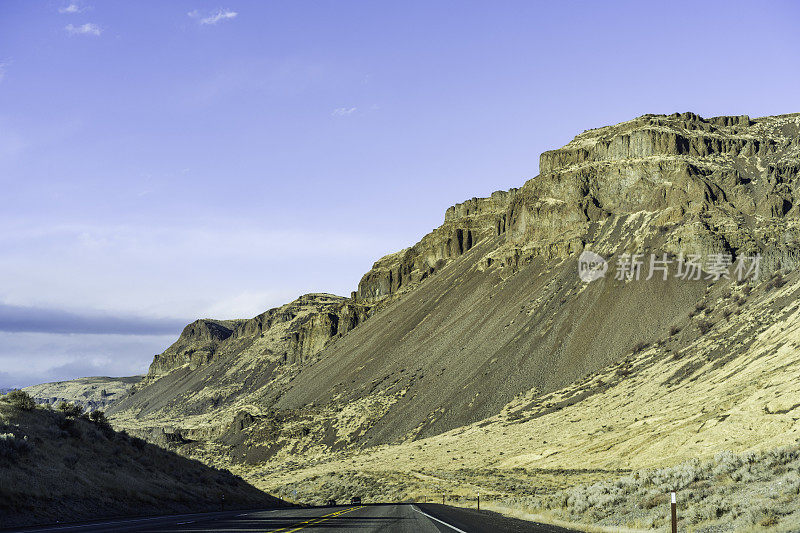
(351, 496), (362, 504)
(326, 498), (337, 506)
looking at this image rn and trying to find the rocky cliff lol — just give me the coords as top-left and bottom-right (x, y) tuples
(146, 293), (374, 379)
(355, 112), (800, 304)
(108, 112), (800, 501)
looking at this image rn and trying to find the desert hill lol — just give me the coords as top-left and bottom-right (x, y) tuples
(0, 391), (282, 528)
(46, 111), (795, 530)
(110, 112), (800, 458)
(23, 375), (142, 412)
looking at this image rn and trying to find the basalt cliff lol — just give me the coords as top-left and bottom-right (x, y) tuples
(106, 113), (800, 526)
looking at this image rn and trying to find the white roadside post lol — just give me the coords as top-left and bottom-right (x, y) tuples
(477, 492), (480, 510)
(671, 491), (677, 533)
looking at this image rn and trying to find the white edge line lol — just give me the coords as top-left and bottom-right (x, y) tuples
(412, 505), (469, 533)
(19, 515), (178, 532)
(18, 510), (234, 532)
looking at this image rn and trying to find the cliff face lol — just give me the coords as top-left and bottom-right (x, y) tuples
(355, 112), (800, 304)
(146, 294), (374, 379)
(109, 112), (800, 481)
(356, 189), (518, 301)
(145, 112), (800, 383)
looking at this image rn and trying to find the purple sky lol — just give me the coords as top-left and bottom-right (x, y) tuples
(1, 1), (799, 388)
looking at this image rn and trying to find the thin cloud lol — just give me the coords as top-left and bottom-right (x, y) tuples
(65, 23), (102, 36)
(58, 3), (84, 14)
(0, 332), (169, 389)
(0, 60), (9, 84)
(0, 304), (187, 336)
(189, 8), (238, 25)
(332, 107), (357, 116)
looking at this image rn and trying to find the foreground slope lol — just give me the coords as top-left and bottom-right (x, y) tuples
(0, 393), (282, 528)
(110, 112), (800, 472)
(252, 268), (800, 530)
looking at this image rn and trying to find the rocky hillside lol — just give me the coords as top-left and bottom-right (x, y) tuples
(23, 375), (142, 412)
(104, 112), (800, 528)
(0, 391), (282, 528)
(145, 293), (374, 379)
(252, 264), (800, 531)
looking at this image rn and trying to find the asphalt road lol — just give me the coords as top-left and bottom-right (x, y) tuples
(8, 504), (577, 532)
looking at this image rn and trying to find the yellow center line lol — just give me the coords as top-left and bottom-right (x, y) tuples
(267, 505), (365, 532)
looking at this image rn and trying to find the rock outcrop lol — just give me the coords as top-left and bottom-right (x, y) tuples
(146, 293), (374, 379)
(356, 112), (800, 303)
(108, 112), (800, 483)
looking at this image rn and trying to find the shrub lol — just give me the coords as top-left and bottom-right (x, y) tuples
(4, 389), (36, 410)
(764, 272), (787, 291)
(56, 401), (84, 418)
(760, 512), (779, 527)
(0, 432), (33, 459)
(669, 325), (681, 336)
(640, 492), (667, 509)
(89, 409), (108, 425)
(697, 320), (713, 335)
(632, 342), (649, 354)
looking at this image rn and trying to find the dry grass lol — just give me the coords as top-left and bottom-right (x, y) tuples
(0, 393), (282, 528)
(508, 446), (800, 531)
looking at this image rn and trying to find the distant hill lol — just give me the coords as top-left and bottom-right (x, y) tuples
(0, 391), (283, 528)
(24, 375), (143, 412)
(60, 111), (800, 530)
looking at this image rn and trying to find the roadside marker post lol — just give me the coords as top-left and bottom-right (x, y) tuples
(442, 494), (445, 505)
(671, 492), (677, 533)
(477, 493), (480, 510)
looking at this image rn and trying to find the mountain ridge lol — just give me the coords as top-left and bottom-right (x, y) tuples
(108, 112), (799, 461)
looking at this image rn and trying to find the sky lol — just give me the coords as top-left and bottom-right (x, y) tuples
(1, 1), (799, 388)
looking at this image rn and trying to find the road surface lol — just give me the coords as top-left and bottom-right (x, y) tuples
(7, 503), (577, 532)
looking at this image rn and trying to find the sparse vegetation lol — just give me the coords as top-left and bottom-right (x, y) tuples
(766, 272), (787, 290)
(669, 325), (681, 336)
(631, 341), (649, 354)
(495, 445), (800, 531)
(0, 433), (33, 459)
(0, 399), (281, 528)
(3, 390), (36, 411)
(697, 319), (713, 334)
(56, 401), (85, 418)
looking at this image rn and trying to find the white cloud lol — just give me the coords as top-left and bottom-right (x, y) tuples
(332, 107), (357, 116)
(0, 332), (172, 389)
(0, 221), (387, 320)
(189, 8), (238, 25)
(65, 23), (101, 36)
(0, 60), (9, 84)
(58, 3), (84, 14)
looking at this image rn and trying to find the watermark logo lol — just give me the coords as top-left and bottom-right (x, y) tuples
(578, 250), (608, 282)
(578, 252), (761, 283)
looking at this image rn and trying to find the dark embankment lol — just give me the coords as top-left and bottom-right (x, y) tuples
(0, 391), (283, 529)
